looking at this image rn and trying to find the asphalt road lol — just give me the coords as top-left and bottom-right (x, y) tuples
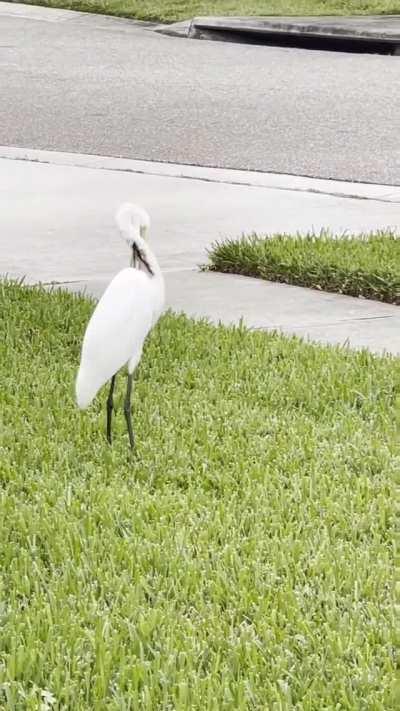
(1, 3), (400, 184)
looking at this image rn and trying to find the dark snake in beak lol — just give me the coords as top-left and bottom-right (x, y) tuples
(132, 244), (154, 276)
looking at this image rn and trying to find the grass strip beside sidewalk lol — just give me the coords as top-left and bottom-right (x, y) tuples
(207, 230), (400, 304)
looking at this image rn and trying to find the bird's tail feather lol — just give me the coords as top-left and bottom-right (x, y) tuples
(75, 367), (99, 409)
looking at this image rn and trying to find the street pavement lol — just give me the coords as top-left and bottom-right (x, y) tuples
(1, 3), (400, 185)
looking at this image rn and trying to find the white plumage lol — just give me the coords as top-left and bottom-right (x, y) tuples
(76, 203), (165, 447)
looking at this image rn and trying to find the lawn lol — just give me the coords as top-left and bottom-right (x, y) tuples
(0, 281), (397, 709)
(14, 0), (400, 23)
(207, 230), (400, 304)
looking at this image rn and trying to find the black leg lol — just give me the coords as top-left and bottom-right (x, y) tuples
(106, 375), (116, 444)
(124, 373), (135, 449)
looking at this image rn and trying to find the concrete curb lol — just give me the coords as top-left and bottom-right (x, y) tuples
(2, 146), (400, 203)
(154, 20), (191, 38)
(4, 4), (399, 53)
(189, 15), (400, 53)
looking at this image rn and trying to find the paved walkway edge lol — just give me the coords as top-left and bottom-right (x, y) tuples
(1, 146), (400, 203)
(60, 272), (400, 358)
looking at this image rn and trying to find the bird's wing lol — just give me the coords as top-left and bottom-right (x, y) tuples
(76, 268), (153, 408)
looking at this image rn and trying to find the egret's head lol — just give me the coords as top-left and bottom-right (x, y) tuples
(115, 203), (153, 273)
(115, 203), (150, 247)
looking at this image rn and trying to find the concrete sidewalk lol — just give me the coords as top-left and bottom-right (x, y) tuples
(1, 147), (399, 355)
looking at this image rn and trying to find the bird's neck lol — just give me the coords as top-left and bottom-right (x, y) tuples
(134, 236), (162, 279)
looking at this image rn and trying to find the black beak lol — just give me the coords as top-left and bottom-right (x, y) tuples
(132, 243), (139, 268)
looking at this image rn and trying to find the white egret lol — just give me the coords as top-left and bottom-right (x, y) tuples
(76, 203), (165, 448)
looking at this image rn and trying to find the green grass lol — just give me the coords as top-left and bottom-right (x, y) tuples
(0, 281), (398, 709)
(13, 0), (400, 23)
(207, 230), (400, 304)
